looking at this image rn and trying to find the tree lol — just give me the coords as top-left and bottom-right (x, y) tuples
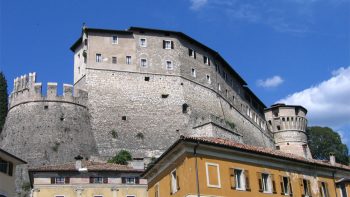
(308, 126), (349, 165)
(107, 150), (132, 165)
(0, 72), (8, 133)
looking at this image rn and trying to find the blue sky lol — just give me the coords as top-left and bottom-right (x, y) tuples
(1, 0), (349, 148)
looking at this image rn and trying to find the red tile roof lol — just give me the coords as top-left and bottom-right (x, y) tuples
(182, 136), (350, 171)
(29, 160), (144, 172)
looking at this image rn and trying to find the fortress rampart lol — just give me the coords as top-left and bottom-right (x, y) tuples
(9, 72), (88, 109)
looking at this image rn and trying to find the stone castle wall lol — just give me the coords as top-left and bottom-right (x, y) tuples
(0, 73), (98, 166)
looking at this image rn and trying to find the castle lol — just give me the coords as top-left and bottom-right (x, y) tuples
(0, 26), (312, 168)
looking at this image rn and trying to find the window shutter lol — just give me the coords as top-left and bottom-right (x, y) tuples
(163, 40), (166, 49)
(257, 172), (263, 192)
(171, 41), (174, 49)
(230, 168), (236, 189)
(136, 177), (140, 184)
(194, 51), (196, 59)
(272, 174), (277, 194)
(122, 177), (126, 184)
(300, 179), (305, 197)
(65, 177), (70, 184)
(176, 175), (180, 190)
(244, 170), (251, 191)
(8, 162), (13, 176)
(280, 176), (285, 195)
(169, 174), (173, 195)
(51, 177), (55, 184)
(103, 177), (108, 184)
(288, 177), (293, 196)
(90, 177), (94, 184)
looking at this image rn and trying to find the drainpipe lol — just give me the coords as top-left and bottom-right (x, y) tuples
(194, 141), (200, 197)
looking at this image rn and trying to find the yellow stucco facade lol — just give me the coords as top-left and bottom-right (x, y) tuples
(144, 137), (350, 197)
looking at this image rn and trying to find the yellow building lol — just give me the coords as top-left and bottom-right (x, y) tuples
(0, 148), (27, 197)
(29, 156), (147, 197)
(143, 136), (350, 197)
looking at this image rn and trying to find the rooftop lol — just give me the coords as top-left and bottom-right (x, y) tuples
(29, 160), (144, 172)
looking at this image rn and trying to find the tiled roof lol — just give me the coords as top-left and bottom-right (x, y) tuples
(181, 136), (350, 171)
(29, 160), (144, 172)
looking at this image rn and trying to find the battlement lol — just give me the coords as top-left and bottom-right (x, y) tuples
(9, 73), (88, 109)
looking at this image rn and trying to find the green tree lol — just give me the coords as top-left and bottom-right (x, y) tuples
(0, 72), (8, 133)
(308, 126), (349, 165)
(107, 150), (132, 165)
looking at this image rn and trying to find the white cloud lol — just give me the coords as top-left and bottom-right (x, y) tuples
(190, 0), (208, 10)
(278, 66), (350, 128)
(257, 75), (284, 88)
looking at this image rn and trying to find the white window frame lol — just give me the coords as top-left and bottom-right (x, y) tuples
(126, 56), (132, 65)
(171, 169), (178, 194)
(96, 54), (102, 63)
(339, 184), (348, 197)
(234, 168), (246, 191)
(112, 35), (118, 44)
(205, 162), (221, 188)
(262, 173), (272, 193)
(191, 68), (196, 78)
(139, 38), (147, 47)
(126, 177), (136, 184)
(165, 60), (173, 70)
(164, 40), (172, 49)
(282, 176), (290, 195)
(140, 58), (147, 67)
(55, 177), (65, 184)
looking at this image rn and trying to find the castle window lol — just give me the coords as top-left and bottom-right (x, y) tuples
(51, 177), (70, 184)
(218, 83), (221, 91)
(145, 77), (150, 81)
(276, 146), (280, 150)
(226, 89), (228, 97)
(191, 68), (196, 77)
(166, 61), (173, 70)
(122, 116), (127, 120)
(44, 105), (49, 110)
(188, 48), (196, 59)
(163, 40), (173, 49)
(112, 36), (118, 44)
(277, 125), (281, 130)
(204, 56), (210, 65)
(182, 103), (189, 113)
(140, 58), (147, 67)
(126, 56), (132, 65)
(140, 38), (147, 47)
(257, 173), (274, 193)
(206, 75), (211, 84)
(161, 94), (169, 98)
(112, 57), (117, 64)
(90, 177), (107, 184)
(96, 54), (102, 63)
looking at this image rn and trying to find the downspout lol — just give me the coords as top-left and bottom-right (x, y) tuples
(194, 141), (200, 197)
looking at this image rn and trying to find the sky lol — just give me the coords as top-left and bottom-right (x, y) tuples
(1, 0), (349, 147)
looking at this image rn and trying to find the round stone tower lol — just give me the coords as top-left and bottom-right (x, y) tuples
(0, 72), (98, 166)
(264, 103), (312, 159)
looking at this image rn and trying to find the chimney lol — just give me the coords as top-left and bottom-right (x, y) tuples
(74, 155), (83, 170)
(329, 153), (336, 166)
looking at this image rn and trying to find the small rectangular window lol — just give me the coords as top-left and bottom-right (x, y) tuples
(140, 38), (147, 47)
(204, 56), (210, 65)
(166, 61), (173, 70)
(218, 83), (221, 91)
(140, 58), (147, 67)
(319, 181), (329, 197)
(280, 176), (292, 195)
(163, 40), (173, 49)
(171, 169), (179, 194)
(258, 173), (275, 193)
(234, 169), (244, 190)
(90, 177), (107, 184)
(188, 48), (196, 59)
(302, 179), (311, 197)
(112, 36), (118, 44)
(0, 159), (8, 173)
(191, 68), (196, 77)
(155, 184), (160, 197)
(112, 57), (117, 64)
(126, 56), (132, 64)
(206, 75), (211, 84)
(96, 54), (102, 63)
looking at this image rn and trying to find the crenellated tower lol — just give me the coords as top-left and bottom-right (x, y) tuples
(264, 103), (312, 159)
(1, 72), (97, 166)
